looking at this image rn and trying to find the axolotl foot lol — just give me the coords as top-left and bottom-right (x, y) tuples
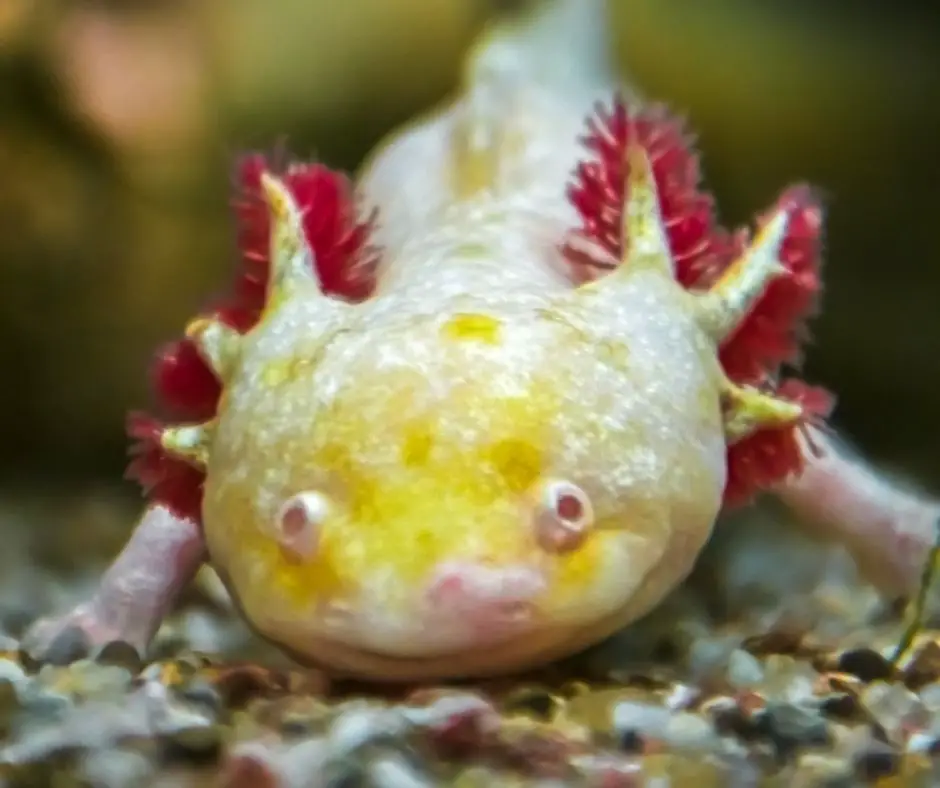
(22, 605), (141, 666)
(21, 504), (207, 666)
(776, 426), (940, 602)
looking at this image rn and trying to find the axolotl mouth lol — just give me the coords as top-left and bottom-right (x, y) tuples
(217, 558), (650, 681)
(209, 493), (689, 683)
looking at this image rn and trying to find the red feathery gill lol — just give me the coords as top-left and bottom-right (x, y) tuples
(565, 96), (833, 507)
(126, 155), (377, 523)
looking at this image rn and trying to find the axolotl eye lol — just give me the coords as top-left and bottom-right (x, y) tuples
(533, 479), (594, 554)
(275, 491), (331, 561)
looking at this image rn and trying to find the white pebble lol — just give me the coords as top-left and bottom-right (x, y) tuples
(727, 649), (765, 689)
(369, 757), (434, 788)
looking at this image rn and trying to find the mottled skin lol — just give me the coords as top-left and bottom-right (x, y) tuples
(206, 248), (727, 678)
(24, 0), (940, 679)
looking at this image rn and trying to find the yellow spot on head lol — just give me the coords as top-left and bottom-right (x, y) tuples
(441, 312), (503, 345)
(231, 366), (579, 614)
(552, 534), (604, 598)
(486, 438), (543, 494)
(401, 422), (434, 467)
(274, 528), (347, 602)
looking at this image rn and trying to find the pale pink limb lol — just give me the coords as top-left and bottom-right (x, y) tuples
(22, 503), (207, 663)
(774, 426), (940, 599)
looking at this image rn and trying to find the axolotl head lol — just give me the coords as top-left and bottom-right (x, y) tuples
(192, 163), (802, 681)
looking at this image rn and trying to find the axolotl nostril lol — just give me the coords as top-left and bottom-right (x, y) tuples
(23, 0), (940, 681)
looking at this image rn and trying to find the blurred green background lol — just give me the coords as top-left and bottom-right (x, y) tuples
(0, 0), (938, 497)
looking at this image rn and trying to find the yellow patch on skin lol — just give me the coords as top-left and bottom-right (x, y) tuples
(269, 531), (348, 604)
(551, 533), (604, 598)
(261, 358), (304, 388)
(441, 312), (503, 345)
(401, 422), (434, 467)
(237, 372), (570, 613)
(486, 438), (543, 494)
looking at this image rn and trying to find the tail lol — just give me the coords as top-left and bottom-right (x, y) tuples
(465, 0), (624, 104)
(357, 0), (628, 262)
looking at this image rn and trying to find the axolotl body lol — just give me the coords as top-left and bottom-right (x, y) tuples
(25, 0), (940, 681)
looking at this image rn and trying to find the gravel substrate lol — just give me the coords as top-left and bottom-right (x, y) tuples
(1, 490), (939, 786)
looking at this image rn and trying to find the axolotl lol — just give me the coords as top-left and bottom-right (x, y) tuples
(25, 0), (940, 681)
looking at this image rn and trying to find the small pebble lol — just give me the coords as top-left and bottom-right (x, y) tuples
(0, 630), (20, 649)
(663, 712), (720, 751)
(757, 701), (831, 758)
(761, 655), (818, 703)
(178, 680), (224, 715)
(902, 641), (940, 690)
(320, 756), (370, 788)
(708, 699), (763, 742)
(616, 728), (644, 754)
(162, 721), (224, 762)
(687, 636), (739, 680)
(795, 753), (855, 787)
(369, 756), (435, 788)
(502, 688), (558, 720)
(80, 749), (155, 788)
(836, 649), (894, 683)
(93, 641), (143, 674)
(860, 682), (929, 735)
(39, 626), (89, 667)
(727, 649), (765, 689)
(611, 700), (671, 741)
(0, 658), (27, 686)
(818, 693), (860, 721)
(853, 740), (901, 781)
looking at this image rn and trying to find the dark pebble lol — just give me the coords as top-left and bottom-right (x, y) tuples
(322, 758), (369, 788)
(93, 640), (142, 674)
(853, 742), (900, 781)
(17, 647), (40, 673)
(756, 702), (831, 760)
(616, 728), (644, 754)
(711, 704), (763, 741)
(161, 725), (224, 764)
(836, 649), (893, 683)
(1, 608), (36, 638)
(279, 716), (314, 737)
(42, 626), (91, 667)
(213, 665), (289, 708)
(819, 692), (860, 721)
(178, 680), (224, 715)
(502, 688), (558, 719)
(815, 775), (858, 788)
(0, 678), (19, 735)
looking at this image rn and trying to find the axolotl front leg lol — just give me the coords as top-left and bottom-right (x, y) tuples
(776, 426), (940, 604)
(23, 504), (206, 663)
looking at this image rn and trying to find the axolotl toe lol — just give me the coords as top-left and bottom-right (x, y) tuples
(23, 0), (940, 680)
